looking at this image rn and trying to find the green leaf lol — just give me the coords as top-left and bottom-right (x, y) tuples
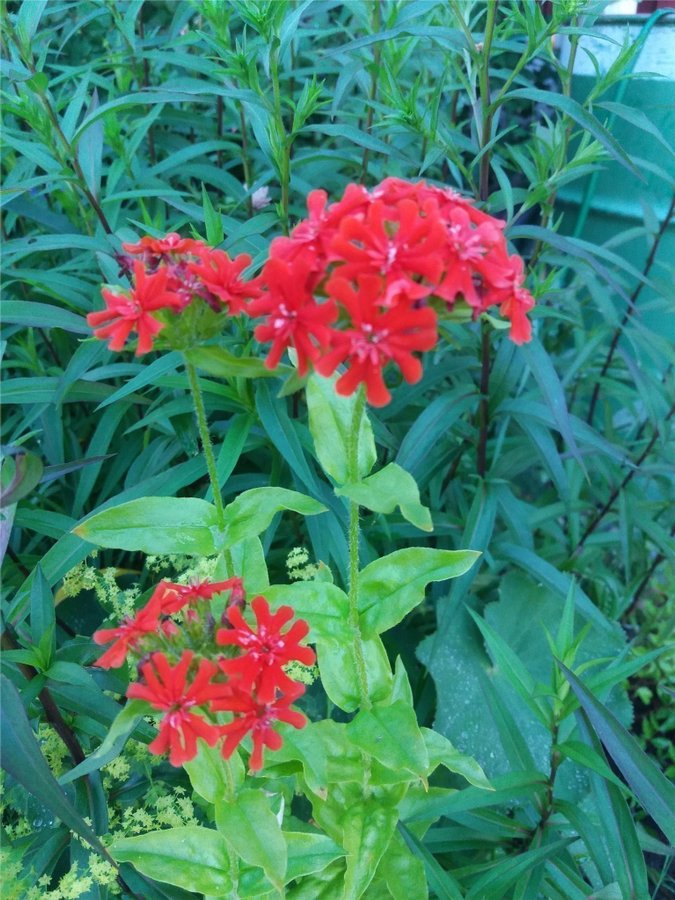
(556, 741), (628, 793)
(202, 184), (224, 246)
(265, 581), (351, 643)
(185, 741), (244, 805)
(337, 463), (432, 531)
(377, 830), (428, 900)
(343, 802), (399, 899)
(505, 88), (641, 177)
(285, 832), (345, 882)
(185, 345), (287, 380)
(466, 839), (574, 899)
(467, 609), (551, 728)
(0, 675), (106, 856)
(559, 662), (675, 844)
(227, 537), (270, 594)
(74, 497), (218, 555)
(221, 487), (326, 547)
(306, 372), (376, 485)
(1, 451), (44, 507)
(1, 300), (90, 334)
(358, 548), (480, 636)
(347, 701), (429, 778)
(60, 700), (148, 785)
(215, 790), (287, 889)
(317, 635), (393, 712)
(421, 729), (492, 790)
(30, 564), (54, 656)
(109, 827), (232, 895)
(398, 824), (463, 900)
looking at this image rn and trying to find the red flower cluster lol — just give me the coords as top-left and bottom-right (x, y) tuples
(251, 178), (534, 404)
(87, 234), (261, 355)
(93, 578), (312, 770)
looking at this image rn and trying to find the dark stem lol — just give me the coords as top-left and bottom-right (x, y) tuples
(478, 0), (497, 203)
(217, 96), (224, 168)
(360, 0), (382, 183)
(572, 402), (674, 556)
(587, 193), (675, 425)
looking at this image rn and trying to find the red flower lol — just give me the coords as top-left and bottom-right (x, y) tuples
(87, 261), (183, 355)
(217, 596), (315, 703)
(122, 232), (205, 259)
(331, 198), (446, 289)
(157, 578), (245, 616)
(249, 257), (337, 375)
(188, 249), (262, 314)
(93, 588), (166, 669)
(127, 651), (230, 766)
(316, 275), (438, 406)
(435, 207), (502, 309)
(218, 683), (307, 771)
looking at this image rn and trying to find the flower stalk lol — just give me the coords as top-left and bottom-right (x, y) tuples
(347, 388), (372, 709)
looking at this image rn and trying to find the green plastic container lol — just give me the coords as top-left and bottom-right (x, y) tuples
(557, 14), (675, 338)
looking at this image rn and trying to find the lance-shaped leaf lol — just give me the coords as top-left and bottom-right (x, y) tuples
(343, 802), (399, 899)
(559, 662), (675, 845)
(347, 700), (429, 778)
(306, 372), (376, 485)
(358, 548), (480, 636)
(421, 728), (492, 790)
(221, 487), (326, 547)
(317, 634), (393, 712)
(337, 463), (432, 531)
(109, 827), (232, 895)
(0, 675), (107, 857)
(185, 345), (290, 379)
(74, 497), (218, 555)
(265, 581), (351, 643)
(1, 451), (44, 507)
(215, 790), (287, 890)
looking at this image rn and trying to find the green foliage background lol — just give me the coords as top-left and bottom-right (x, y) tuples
(1, 0), (673, 897)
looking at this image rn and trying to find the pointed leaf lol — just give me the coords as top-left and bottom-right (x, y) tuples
(358, 548), (480, 636)
(337, 463), (432, 531)
(74, 497), (218, 555)
(221, 487), (326, 547)
(216, 790), (286, 889)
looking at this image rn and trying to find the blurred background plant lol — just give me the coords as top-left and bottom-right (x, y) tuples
(2, 0), (674, 896)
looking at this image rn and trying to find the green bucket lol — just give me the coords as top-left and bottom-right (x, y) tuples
(557, 13), (675, 339)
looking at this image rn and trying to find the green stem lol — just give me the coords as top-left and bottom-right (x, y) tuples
(270, 45), (290, 233)
(478, 0), (497, 203)
(184, 357), (235, 575)
(346, 388), (371, 709)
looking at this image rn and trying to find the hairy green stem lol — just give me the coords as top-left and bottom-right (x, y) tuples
(346, 388), (371, 709)
(185, 357), (236, 575)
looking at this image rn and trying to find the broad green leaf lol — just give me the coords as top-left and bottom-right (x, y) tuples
(337, 463), (432, 531)
(306, 372), (376, 485)
(317, 635), (392, 712)
(421, 729), (492, 790)
(110, 827), (232, 895)
(1, 451), (44, 507)
(227, 537), (269, 594)
(186, 345), (287, 380)
(377, 830), (428, 900)
(343, 802), (399, 899)
(74, 497), (218, 555)
(285, 832), (345, 882)
(215, 790), (287, 889)
(221, 487), (326, 547)
(59, 700), (148, 785)
(0, 675), (106, 856)
(358, 548), (480, 636)
(184, 741), (244, 805)
(265, 581), (351, 643)
(560, 663), (675, 844)
(348, 701), (429, 778)
(468, 609), (551, 728)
